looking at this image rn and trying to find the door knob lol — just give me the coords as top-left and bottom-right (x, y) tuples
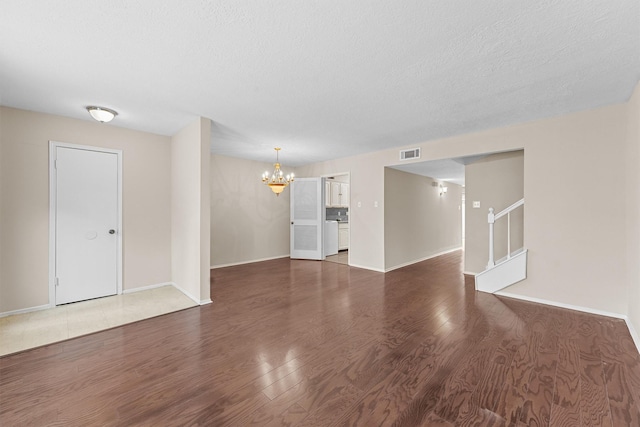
(109, 229), (116, 234)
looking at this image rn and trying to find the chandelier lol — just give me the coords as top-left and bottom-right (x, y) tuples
(262, 147), (294, 196)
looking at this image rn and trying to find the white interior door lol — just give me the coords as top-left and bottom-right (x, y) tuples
(290, 178), (325, 260)
(53, 145), (120, 305)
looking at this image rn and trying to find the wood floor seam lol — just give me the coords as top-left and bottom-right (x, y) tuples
(2, 251), (639, 426)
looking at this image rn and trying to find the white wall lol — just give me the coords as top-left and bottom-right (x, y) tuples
(0, 107), (172, 313)
(627, 82), (640, 334)
(384, 168), (462, 270)
(210, 154), (291, 267)
(465, 151), (524, 274)
(171, 118), (211, 304)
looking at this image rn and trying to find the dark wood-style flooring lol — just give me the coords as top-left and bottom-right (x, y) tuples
(1, 251), (640, 426)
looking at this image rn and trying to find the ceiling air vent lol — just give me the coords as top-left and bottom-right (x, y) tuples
(399, 148), (420, 161)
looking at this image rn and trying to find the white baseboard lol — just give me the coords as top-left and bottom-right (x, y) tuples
(168, 282), (201, 305)
(348, 263), (385, 273)
(496, 291), (626, 319)
(1, 281), (204, 318)
(496, 291), (640, 355)
(128, 281), (203, 306)
(463, 271), (478, 276)
(124, 282), (208, 306)
(625, 317), (640, 355)
(384, 247), (462, 273)
(2, 282), (176, 317)
(0, 303), (52, 318)
(122, 282), (174, 294)
(213, 255), (385, 274)
(211, 254), (290, 269)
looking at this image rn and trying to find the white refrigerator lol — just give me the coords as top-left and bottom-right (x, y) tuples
(324, 220), (338, 256)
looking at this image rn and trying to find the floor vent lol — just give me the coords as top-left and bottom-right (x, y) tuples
(399, 148), (420, 160)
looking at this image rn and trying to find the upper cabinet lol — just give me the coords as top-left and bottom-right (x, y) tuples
(330, 181), (341, 206)
(339, 183), (349, 207)
(325, 180), (331, 207)
(328, 181), (349, 207)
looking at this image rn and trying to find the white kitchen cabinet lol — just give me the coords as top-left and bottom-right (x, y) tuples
(338, 222), (349, 250)
(340, 183), (349, 207)
(325, 180), (331, 207)
(329, 181), (349, 207)
(330, 182), (340, 206)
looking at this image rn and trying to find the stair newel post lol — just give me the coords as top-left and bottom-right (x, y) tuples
(487, 208), (495, 268)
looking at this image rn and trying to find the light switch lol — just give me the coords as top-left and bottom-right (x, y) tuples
(357, 201), (361, 208)
(374, 201), (378, 208)
(473, 201), (481, 208)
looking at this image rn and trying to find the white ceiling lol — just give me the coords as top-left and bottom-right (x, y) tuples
(1, 1), (638, 166)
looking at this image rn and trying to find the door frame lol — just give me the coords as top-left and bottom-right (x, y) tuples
(48, 141), (123, 307)
(321, 171), (350, 265)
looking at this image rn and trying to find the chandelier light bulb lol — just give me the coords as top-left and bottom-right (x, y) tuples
(261, 148), (294, 196)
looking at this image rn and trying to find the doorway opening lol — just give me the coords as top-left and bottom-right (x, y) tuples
(385, 149), (523, 274)
(323, 173), (350, 265)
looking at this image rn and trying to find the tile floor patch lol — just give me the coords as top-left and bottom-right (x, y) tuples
(0, 286), (197, 356)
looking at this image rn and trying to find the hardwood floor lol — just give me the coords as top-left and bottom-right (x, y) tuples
(1, 251), (639, 426)
(325, 250), (349, 265)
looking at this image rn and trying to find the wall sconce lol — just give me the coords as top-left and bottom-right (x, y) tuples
(432, 181), (448, 195)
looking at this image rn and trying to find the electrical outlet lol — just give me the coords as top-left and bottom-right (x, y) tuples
(473, 201), (481, 208)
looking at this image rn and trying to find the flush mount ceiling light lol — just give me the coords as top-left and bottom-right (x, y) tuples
(262, 147), (294, 196)
(86, 106), (118, 123)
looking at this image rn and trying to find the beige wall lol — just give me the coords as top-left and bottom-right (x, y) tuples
(5, 80), (634, 319)
(210, 154), (291, 267)
(199, 120), (212, 303)
(0, 107), (172, 313)
(627, 82), (640, 333)
(295, 150), (387, 271)
(384, 168), (462, 270)
(171, 118), (211, 304)
(299, 99), (631, 314)
(465, 151), (524, 274)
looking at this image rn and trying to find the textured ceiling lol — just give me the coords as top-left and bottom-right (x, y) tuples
(1, 1), (638, 166)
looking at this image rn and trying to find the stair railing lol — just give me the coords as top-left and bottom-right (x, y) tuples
(487, 198), (524, 268)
